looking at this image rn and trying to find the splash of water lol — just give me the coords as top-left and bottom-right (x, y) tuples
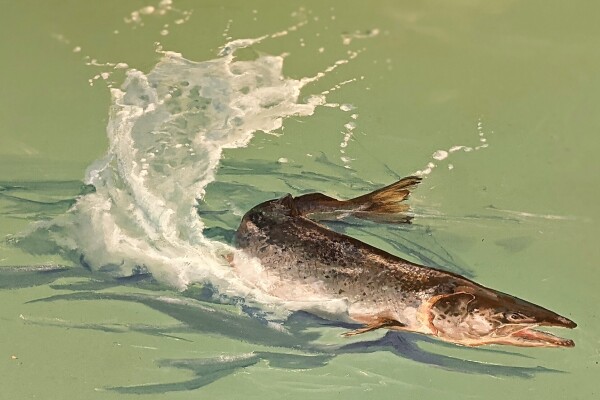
(20, 40), (333, 299)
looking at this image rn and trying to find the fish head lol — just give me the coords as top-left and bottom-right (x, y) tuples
(240, 195), (297, 227)
(426, 287), (576, 347)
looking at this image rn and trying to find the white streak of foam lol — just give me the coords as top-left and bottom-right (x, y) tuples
(303, 49), (364, 86)
(488, 207), (576, 221)
(415, 118), (490, 177)
(339, 113), (358, 167)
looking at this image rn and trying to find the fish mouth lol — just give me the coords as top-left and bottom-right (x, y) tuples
(508, 325), (575, 348)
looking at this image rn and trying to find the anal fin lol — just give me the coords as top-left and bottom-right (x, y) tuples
(342, 318), (406, 337)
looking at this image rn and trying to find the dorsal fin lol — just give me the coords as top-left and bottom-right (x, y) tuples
(276, 194), (299, 216)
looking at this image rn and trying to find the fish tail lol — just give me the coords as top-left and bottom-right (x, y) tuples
(294, 176), (421, 224)
(352, 176), (421, 213)
(348, 176), (421, 223)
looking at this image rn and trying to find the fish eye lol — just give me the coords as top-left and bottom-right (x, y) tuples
(507, 312), (527, 321)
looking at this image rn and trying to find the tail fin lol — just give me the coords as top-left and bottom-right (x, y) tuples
(293, 176), (421, 224)
(351, 176), (421, 214)
(348, 176), (421, 223)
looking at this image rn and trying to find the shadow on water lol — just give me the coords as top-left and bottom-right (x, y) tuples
(0, 181), (94, 220)
(200, 161), (477, 277)
(1, 265), (561, 394)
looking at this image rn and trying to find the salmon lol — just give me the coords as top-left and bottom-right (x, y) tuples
(233, 177), (576, 347)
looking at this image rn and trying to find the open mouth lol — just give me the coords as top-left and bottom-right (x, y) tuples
(510, 326), (575, 347)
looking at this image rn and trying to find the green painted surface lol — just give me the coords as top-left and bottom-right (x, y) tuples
(1, 1), (598, 399)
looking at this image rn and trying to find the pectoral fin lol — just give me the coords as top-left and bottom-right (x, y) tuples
(342, 318), (406, 337)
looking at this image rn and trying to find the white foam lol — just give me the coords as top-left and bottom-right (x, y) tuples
(341, 28), (380, 45)
(123, 0), (191, 32)
(432, 150), (448, 161)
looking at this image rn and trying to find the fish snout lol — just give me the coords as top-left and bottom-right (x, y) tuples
(542, 314), (577, 329)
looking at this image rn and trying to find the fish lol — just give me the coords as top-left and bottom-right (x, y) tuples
(232, 176), (576, 347)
